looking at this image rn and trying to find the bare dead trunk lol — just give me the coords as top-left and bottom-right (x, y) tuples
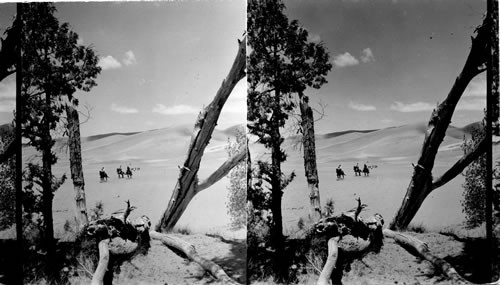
(66, 105), (88, 230)
(390, 20), (489, 230)
(299, 94), (321, 221)
(156, 37), (246, 232)
(149, 231), (241, 285)
(317, 237), (339, 285)
(91, 240), (110, 285)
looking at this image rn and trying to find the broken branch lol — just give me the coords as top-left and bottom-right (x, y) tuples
(196, 144), (246, 192)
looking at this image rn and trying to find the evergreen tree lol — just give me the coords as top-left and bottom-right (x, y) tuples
(247, 0), (331, 280)
(20, 3), (100, 267)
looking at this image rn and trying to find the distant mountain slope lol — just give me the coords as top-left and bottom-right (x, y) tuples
(24, 123), (244, 165)
(275, 121), (479, 162)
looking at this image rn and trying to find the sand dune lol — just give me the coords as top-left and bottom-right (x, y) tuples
(250, 122), (479, 232)
(22, 124), (244, 235)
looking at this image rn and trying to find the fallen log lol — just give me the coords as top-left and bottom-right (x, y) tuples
(91, 240), (110, 285)
(312, 199), (384, 285)
(87, 202), (239, 284)
(317, 237), (339, 285)
(383, 229), (500, 285)
(149, 230), (241, 285)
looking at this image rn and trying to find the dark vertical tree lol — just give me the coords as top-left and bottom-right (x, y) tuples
(247, 0), (331, 279)
(20, 3), (100, 266)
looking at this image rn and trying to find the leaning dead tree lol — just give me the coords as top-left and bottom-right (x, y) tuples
(88, 38), (247, 284)
(66, 105), (89, 230)
(156, 37), (246, 232)
(390, 19), (490, 230)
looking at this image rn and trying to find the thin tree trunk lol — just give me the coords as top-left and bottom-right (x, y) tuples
(91, 240), (110, 285)
(390, 20), (489, 230)
(156, 37), (246, 232)
(42, 93), (55, 260)
(66, 105), (89, 230)
(269, 87), (286, 280)
(299, 94), (321, 221)
(317, 237), (339, 285)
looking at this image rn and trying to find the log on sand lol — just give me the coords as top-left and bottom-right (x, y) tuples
(89, 202), (240, 284)
(383, 229), (500, 285)
(150, 230), (242, 285)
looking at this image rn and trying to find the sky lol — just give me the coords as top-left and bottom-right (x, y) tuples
(0, 0), (491, 137)
(283, 0), (488, 134)
(0, 1), (246, 137)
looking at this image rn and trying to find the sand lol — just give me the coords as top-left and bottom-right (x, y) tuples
(22, 124), (246, 283)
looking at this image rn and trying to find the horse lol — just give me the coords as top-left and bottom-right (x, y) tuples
(353, 165), (361, 176)
(363, 165), (370, 176)
(99, 170), (108, 182)
(117, 168), (124, 179)
(336, 168), (345, 180)
(126, 168), (133, 179)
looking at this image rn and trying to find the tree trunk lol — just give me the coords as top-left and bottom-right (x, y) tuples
(156, 37), (246, 232)
(149, 231), (241, 285)
(66, 105), (88, 230)
(390, 20), (489, 230)
(317, 237), (339, 285)
(91, 240), (110, 285)
(42, 93), (55, 260)
(299, 94), (321, 221)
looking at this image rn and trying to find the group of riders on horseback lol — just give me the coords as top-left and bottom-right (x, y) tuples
(99, 165), (134, 182)
(336, 163), (370, 179)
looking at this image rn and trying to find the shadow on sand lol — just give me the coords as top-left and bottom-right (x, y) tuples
(208, 234), (247, 284)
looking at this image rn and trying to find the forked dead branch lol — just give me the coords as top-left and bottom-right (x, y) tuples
(87, 37), (246, 284)
(314, 16), (499, 284)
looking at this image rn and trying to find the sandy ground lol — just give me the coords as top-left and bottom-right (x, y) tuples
(250, 123), (498, 284)
(249, 122), (471, 234)
(21, 125), (246, 283)
(69, 233), (246, 285)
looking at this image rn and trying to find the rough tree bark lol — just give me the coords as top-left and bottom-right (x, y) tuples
(299, 94), (321, 221)
(156, 37), (246, 232)
(390, 20), (489, 230)
(66, 105), (89, 230)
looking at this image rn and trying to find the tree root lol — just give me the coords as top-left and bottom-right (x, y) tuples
(88, 202), (240, 284)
